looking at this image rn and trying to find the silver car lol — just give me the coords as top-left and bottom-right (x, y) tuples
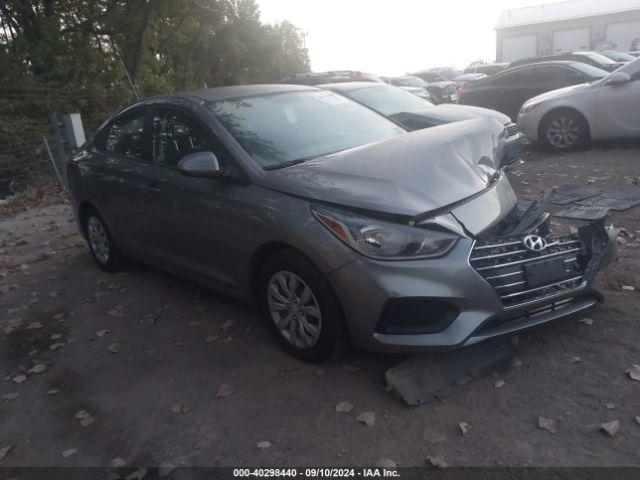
(68, 84), (617, 362)
(518, 57), (640, 149)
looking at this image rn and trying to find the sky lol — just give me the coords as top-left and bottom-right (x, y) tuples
(258, 0), (542, 76)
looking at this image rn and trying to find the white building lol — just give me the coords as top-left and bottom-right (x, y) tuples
(496, 0), (640, 62)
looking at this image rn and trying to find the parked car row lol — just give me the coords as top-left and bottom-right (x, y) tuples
(282, 71), (522, 166)
(284, 51), (639, 154)
(458, 61), (609, 119)
(460, 56), (640, 149)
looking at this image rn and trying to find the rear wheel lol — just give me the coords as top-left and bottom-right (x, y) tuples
(83, 209), (124, 272)
(540, 109), (589, 150)
(258, 250), (345, 363)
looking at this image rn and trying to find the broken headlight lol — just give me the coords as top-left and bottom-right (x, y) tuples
(312, 207), (458, 260)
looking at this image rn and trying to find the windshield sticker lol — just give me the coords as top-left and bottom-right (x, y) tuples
(283, 107), (297, 123)
(311, 91), (348, 105)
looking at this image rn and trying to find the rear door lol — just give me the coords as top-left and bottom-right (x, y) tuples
(478, 69), (532, 119)
(90, 108), (157, 251)
(502, 66), (581, 118)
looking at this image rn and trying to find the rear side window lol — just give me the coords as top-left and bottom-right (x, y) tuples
(151, 108), (217, 168)
(104, 110), (147, 160)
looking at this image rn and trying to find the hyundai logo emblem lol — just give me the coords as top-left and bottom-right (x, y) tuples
(522, 234), (548, 252)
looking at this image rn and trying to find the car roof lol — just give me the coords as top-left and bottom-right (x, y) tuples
(174, 84), (317, 102)
(507, 59), (581, 69)
(514, 60), (578, 67)
(317, 81), (386, 92)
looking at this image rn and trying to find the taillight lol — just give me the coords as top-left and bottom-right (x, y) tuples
(458, 86), (468, 97)
(352, 71), (363, 78)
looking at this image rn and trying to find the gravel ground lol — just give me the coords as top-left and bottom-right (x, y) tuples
(1, 142), (639, 469)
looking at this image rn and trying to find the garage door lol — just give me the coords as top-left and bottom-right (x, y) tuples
(606, 21), (640, 50)
(501, 34), (537, 62)
(552, 27), (591, 53)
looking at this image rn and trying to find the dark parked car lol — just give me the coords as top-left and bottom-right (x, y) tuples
(390, 74), (458, 103)
(281, 70), (382, 85)
(509, 51), (625, 72)
(320, 81), (522, 167)
(458, 61), (609, 120)
(464, 63), (509, 76)
(66, 84), (617, 361)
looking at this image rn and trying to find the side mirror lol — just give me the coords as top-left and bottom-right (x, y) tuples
(605, 71), (631, 86)
(178, 151), (222, 177)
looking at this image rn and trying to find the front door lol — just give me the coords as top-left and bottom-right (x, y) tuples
(143, 106), (243, 291)
(595, 69), (640, 138)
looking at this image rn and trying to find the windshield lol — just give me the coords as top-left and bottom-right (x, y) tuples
(437, 68), (462, 80)
(570, 62), (609, 80)
(208, 90), (404, 168)
(344, 84), (433, 116)
(602, 51), (634, 62)
(396, 76), (428, 87)
(577, 52), (616, 65)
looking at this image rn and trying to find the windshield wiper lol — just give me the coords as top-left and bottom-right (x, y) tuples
(263, 149), (345, 171)
(263, 158), (310, 171)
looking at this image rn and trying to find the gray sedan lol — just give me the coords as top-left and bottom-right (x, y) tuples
(320, 82), (522, 168)
(67, 84), (616, 362)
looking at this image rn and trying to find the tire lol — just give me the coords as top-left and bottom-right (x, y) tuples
(258, 249), (346, 363)
(82, 208), (125, 273)
(540, 109), (589, 150)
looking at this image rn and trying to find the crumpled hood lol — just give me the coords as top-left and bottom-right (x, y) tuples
(525, 81), (593, 105)
(392, 104), (510, 127)
(259, 118), (508, 218)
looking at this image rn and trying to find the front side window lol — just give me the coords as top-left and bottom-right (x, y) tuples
(151, 109), (215, 168)
(105, 110), (146, 160)
(208, 90), (403, 169)
(345, 85), (433, 116)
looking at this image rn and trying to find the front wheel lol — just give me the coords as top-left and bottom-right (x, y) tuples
(540, 110), (589, 150)
(84, 210), (124, 272)
(258, 250), (346, 363)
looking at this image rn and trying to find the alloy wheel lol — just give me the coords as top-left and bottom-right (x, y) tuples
(267, 271), (322, 348)
(546, 116), (580, 148)
(87, 216), (110, 264)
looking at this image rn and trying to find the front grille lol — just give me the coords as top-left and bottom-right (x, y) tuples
(470, 234), (588, 308)
(505, 122), (519, 138)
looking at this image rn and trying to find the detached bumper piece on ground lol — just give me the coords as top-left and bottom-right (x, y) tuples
(552, 184), (640, 220)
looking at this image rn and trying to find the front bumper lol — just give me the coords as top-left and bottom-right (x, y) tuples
(517, 111), (541, 142)
(327, 222), (617, 354)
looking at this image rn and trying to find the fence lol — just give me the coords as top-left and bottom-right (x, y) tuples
(0, 81), (137, 198)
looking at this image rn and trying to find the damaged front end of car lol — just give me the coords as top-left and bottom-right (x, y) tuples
(460, 190), (617, 346)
